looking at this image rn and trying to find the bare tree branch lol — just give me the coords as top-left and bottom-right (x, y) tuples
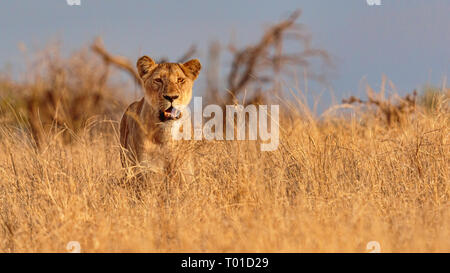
(91, 37), (143, 88)
(223, 9), (331, 106)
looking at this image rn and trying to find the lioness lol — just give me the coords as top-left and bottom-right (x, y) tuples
(119, 56), (201, 181)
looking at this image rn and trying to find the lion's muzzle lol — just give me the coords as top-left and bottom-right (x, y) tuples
(159, 106), (182, 122)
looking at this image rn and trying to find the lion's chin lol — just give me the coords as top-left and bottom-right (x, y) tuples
(159, 106), (182, 122)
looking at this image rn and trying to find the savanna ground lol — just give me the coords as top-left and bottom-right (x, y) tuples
(0, 12), (448, 252)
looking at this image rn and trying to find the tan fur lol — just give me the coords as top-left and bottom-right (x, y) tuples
(119, 56), (201, 179)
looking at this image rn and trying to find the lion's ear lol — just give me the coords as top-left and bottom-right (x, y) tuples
(181, 59), (201, 80)
(137, 56), (157, 78)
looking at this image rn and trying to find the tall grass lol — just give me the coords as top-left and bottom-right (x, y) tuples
(0, 95), (448, 252)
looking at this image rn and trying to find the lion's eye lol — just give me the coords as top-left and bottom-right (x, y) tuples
(177, 77), (185, 83)
(153, 78), (163, 84)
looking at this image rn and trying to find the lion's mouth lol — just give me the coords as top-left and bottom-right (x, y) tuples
(159, 106), (182, 122)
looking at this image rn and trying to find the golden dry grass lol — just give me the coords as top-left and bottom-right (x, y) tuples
(0, 100), (448, 253)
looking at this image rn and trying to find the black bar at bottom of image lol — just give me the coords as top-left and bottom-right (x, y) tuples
(0, 253), (445, 272)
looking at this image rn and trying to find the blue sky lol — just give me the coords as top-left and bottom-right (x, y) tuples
(1, 0), (449, 110)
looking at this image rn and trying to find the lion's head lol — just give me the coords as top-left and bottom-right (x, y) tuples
(137, 56), (201, 122)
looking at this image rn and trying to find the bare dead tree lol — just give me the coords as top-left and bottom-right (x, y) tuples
(224, 10), (332, 106)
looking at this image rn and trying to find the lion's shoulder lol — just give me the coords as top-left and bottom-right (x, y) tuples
(119, 98), (145, 147)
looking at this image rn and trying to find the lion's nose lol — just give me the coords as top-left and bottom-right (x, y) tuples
(163, 95), (179, 102)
